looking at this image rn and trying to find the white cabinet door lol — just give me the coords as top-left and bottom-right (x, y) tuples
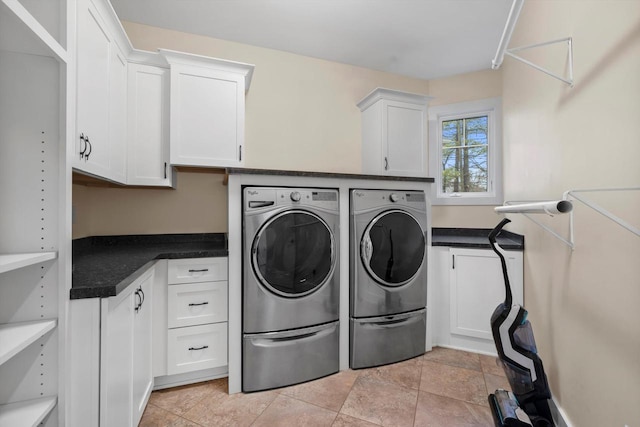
(127, 63), (173, 187)
(100, 286), (134, 427)
(101, 268), (155, 427)
(132, 272), (153, 426)
(75, 0), (128, 184)
(449, 248), (523, 341)
(358, 88), (430, 177)
(169, 64), (245, 167)
(109, 46), (128, 184)
(75, 0), (111, 178)
(384, 100), (426, 176)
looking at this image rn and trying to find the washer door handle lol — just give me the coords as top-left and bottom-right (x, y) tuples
(361, 234), (373, 265)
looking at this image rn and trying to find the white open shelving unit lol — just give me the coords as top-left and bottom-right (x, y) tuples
(0, 0), (70, 425)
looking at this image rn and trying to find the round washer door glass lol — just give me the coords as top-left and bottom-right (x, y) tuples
(252, 210), (334, 296)
(361, 210), (426, 286)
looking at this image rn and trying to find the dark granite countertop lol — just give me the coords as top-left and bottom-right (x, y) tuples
(226, 167), (435, 183)
(432, 228), (524, 250)
(71, 233), (227, 299)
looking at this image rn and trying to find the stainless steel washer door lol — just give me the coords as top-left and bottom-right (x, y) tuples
(244, 207), (340, 334)
(361, 209), (426, 287)
(252, 209), (335, 297)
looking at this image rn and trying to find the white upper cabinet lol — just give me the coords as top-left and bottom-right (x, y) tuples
(127, 62), (174, 187)
(75, 0), (129, 184)
(358, 88), (431, 177)
(161, 49), (254, 168)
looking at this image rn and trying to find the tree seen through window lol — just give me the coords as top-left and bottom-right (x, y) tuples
(441, 116), (488, 193)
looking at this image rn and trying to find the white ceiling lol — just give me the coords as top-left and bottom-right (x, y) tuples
(109, 0), (513, 80)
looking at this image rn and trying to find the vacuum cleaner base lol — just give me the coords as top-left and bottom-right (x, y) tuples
(489, 389), (533, 427)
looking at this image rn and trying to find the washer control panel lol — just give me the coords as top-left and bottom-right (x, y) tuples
(244, 187), (339, 211)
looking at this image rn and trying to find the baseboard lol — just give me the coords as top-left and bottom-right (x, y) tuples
(549, 397), (573, 427)
(153, 366), (228, 390)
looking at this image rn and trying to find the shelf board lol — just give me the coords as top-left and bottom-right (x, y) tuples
(0, 0), (67, 62)
(0, 320), (57, 366)
(0, 396), (57, 427)
(0, 252), (57, 274)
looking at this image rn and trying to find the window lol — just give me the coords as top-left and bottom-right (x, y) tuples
(428, 98), (502, 205)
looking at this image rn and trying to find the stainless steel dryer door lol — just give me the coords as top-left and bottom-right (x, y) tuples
(361, 210), (426, 286)
(352, 208), (427, 318)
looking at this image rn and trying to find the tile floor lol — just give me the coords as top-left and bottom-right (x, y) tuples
(140, 347), (510, 427)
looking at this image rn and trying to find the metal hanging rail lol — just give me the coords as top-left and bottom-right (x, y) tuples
(492, 0), (574, 87)
(495, 188), (640, 250)
(495, 200), (575, 249)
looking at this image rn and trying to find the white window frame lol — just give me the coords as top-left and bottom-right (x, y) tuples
(428, 97), (502, 206)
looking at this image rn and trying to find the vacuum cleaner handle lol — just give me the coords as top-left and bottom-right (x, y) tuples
(489, 218), (511, 246)
(489, 218), (513, 307)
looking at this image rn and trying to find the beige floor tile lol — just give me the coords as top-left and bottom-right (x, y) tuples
(340, 376), (418, 427)
(181, 389), (278, 427)
(357, 356), (423, 390)
(422, 347), (481, 371)
(252, 394), (338, 427)
(332, 413), (382, 426)
(413, 391), (492, 427)
(148, 380), (223, 416)
(139, 403), (201, 427)
(420, 361), (487, 407)
(483, 373), (510, 394)
(280, 370), (360, 411)
(464, 403), (494, 425)
(479, 354), (505, 377)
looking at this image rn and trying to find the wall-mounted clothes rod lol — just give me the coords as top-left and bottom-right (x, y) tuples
(495, 200), (575, 249)
(496, 187), (640, 250)
(492, 0), (574, 87)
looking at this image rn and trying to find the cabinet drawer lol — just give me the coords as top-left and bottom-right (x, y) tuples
(168, 281), (227, 328)
(167, 323), (227, 375)
(167, 257), (227, 284)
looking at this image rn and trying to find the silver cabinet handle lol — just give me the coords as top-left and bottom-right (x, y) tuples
(188, 302), (209, 307)
(384, 157), (388, 170)
(188, 345), (209, 351)
(188, 268), (209, 273)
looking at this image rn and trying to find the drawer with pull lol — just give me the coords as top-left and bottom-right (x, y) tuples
(167, 257), (227, 284)
(168, 281), (227, 328)
(167, 322), (227, 375)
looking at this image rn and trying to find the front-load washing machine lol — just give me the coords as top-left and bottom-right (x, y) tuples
(350, 189), (428, 369)
(243, 187), (340, 391)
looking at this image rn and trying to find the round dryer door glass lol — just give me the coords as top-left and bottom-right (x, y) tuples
(252, 210), (335, 297)
(361, 210), (426, 287)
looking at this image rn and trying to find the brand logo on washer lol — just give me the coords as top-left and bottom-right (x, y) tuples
(247, 190), (259, 196)
(354, 191), (364, 197)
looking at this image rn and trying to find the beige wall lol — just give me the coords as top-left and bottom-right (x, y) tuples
(123, 21), (431, 174)
(74, 21), (503, 237)
(502, 1), (640, 425)
(72, 171), (228, 238)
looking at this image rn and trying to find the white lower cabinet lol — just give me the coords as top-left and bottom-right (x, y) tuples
(100, 268), (153, 427)
(153, 257), (229, 390)
(167, 323), (228, 375)
(432, 246), (523, 354)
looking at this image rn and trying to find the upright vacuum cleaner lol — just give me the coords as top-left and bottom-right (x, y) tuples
(488, 218), (555, 427)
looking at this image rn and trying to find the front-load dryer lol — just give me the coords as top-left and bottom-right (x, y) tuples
(350, 188), (428, 369)
(243, 187), (340, 391)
